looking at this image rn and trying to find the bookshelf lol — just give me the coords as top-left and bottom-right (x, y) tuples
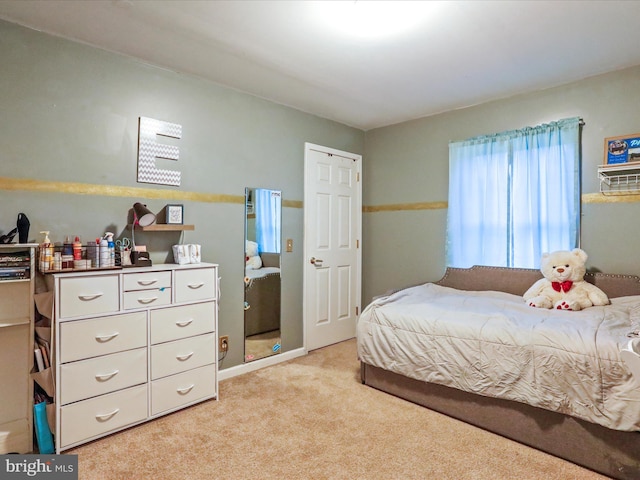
(0, 243), (37, 454)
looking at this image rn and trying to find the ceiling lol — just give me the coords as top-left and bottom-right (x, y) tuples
(2, 0), (640, 131)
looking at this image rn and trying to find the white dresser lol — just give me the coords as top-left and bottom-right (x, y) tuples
(48, 263), (218, 453)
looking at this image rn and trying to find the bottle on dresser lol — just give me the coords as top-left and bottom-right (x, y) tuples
(73, 236), (82, 261)
(99, 235), (109, 268)
(39, 231), (53, 272)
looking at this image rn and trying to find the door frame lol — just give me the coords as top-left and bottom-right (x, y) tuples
(303, 142), (362, 351)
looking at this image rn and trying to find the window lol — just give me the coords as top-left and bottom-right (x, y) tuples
(255, 189), (282, 254)
(446, 117), (581, 269)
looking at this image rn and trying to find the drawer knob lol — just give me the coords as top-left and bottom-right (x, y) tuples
(95, 370), (119, 381)
(95, 408), (120, 421)
(78, 293), (103, 301)
(176, 384), (195, 395)
(137, 279), (158, 286)
(175, 319), (194, 327)
(137, 296), (158, 305)
(95, 332), (119, 342)
(176, 352), (194, 361)
(187, 282), (204, 289)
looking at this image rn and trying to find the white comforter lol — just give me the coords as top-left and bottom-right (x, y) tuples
(357, 283), (640, 431)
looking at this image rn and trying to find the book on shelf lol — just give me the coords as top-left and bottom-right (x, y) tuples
(0, 271), (29, 279)
(0, 251), (30, 267)
(0, 261), (30, 267)
(36, 337), (51, 368)
(0, 267), (29, 280)
(34, 345), (45, 372)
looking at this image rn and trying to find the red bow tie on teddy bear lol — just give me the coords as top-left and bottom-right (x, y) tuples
(551, 280), (573, 293)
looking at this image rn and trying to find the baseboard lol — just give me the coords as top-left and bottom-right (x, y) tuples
(218, 347), (307, 381)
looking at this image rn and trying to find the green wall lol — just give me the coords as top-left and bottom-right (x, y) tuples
(5, 18), (640, 367)
(363, 65), (640, 304)
(0, 20), (364, 369)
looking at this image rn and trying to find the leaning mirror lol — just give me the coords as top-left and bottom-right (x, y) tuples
(244, 188), (282, 362)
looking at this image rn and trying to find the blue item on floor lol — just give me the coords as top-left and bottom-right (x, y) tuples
(34, 401), (54, 454)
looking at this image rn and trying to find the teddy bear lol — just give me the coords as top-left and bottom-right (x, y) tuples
(523, 248), (610, 311)
(245, 240), (262, 270)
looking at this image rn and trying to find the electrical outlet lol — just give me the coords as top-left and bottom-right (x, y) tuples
(219, 335), (229, 352)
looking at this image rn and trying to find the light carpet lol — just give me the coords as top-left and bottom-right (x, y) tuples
(68, 339), (608, 479)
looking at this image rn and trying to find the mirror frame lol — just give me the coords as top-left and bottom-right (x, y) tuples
(243, 187), (282, 362)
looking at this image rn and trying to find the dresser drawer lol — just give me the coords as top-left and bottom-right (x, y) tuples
(150, 333), (215, 380)
(59, 275), (119, 319)
(60, 347), (147, 405)
(123, 271), (171, 292)
(150, 302), (215, 345)
(60, 384), (147, 448)
(174, 268), (215, 303)
(123, 288), (171, 310)
(151, 363), (216, 415)
(59, 312), (147, 362)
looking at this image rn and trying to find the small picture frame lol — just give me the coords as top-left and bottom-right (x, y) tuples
(166, 204), (184, 225)
(604, 133), (640, 165)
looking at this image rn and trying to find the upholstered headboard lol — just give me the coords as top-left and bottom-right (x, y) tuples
(260, 252), (280, 269)
(436, 265), (640, 298)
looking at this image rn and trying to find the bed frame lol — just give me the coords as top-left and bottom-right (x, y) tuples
(360, 266), (640, 480)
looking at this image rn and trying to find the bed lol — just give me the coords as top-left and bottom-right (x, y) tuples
(357, 266), (640, 480)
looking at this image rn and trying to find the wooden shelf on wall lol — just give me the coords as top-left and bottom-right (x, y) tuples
(128, 224), (195, 232)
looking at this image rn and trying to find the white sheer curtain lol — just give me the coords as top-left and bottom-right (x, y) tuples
(446, 117), (581, 268)
(255, 189), (281, 254)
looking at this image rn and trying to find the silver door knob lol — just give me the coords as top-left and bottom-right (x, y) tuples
(310, 257), (324, 266)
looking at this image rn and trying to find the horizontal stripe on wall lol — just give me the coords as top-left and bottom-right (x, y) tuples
(0, 176), (303, 208)
(365, 193), (640, 212)
(363, 201), (448, 212)
(581, 192), (640, 204)
(2, 177), (639, 211)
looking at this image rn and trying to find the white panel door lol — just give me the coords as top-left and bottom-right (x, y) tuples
(304, 143), (361, 351)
